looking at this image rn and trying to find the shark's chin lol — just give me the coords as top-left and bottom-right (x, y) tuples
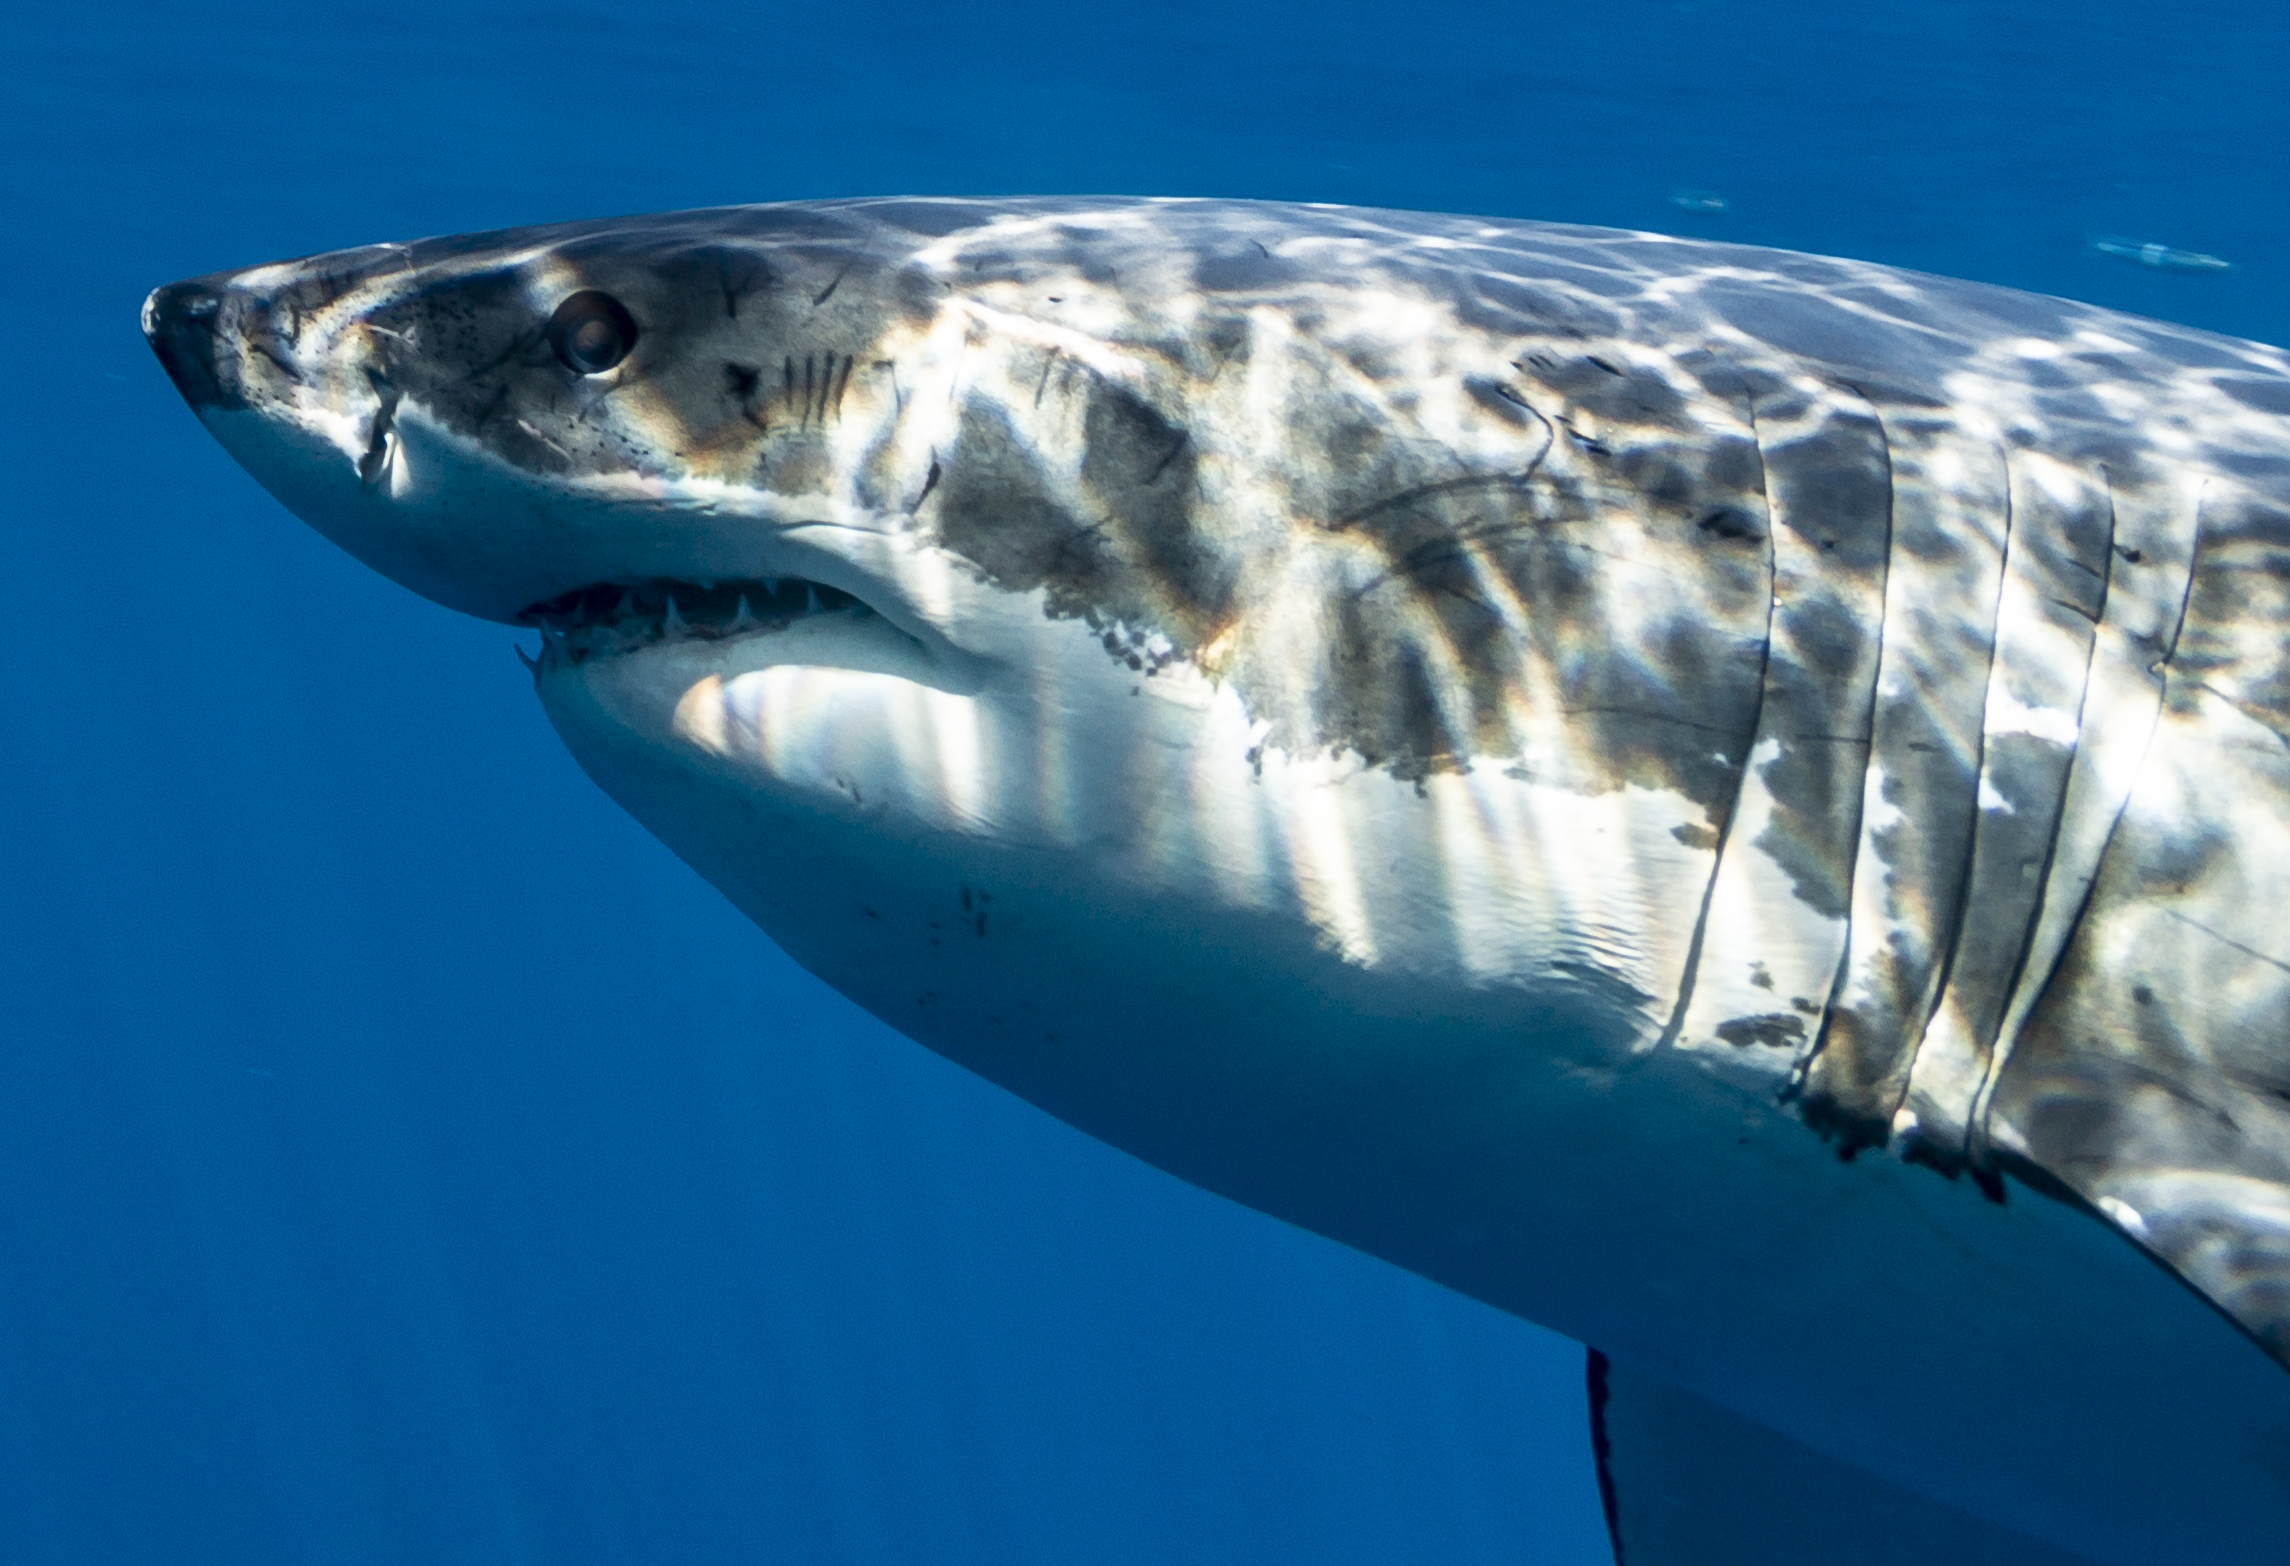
(536, 616), (1001, 855)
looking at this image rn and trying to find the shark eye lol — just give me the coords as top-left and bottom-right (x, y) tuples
(548, 291), (638, 375)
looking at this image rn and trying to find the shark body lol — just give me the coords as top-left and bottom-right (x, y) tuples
(146, 198), (2290, 1564)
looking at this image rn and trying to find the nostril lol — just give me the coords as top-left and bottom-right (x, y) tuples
(143, 279), (240, 411)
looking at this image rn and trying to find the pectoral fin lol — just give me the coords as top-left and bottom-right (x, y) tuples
(1585, 1349), (2104, 1566)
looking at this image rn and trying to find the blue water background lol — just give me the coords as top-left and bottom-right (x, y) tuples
(3, 4), (2283, 1561)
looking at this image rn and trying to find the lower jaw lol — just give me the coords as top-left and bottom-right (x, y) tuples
(531, 615), (1000, 864)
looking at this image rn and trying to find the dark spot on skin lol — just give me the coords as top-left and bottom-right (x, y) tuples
(2132, 985), (2153, 1004)
(1800, 1085), (1892, 1162)
(1716, 1013), (1808, 1049)
(1696, 508), (1764, 542)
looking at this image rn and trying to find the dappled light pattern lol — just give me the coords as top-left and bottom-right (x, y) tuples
(145, 196), (2290, 1381)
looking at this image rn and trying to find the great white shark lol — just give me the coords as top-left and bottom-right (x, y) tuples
(144, 197), (2290, 1565)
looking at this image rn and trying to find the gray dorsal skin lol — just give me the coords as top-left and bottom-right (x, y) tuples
(144, 198), (2290, 1565)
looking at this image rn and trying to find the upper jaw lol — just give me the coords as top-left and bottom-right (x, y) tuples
(201, 373), (978, 672)
(153, 283), (985, 678)
(145, 229), (995, 680)
(147, 266), (862, 626)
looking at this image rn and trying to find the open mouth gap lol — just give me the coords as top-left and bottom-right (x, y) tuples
(517, 577), (868, 665)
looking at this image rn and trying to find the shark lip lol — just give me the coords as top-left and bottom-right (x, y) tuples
(517, 575), (886, 668)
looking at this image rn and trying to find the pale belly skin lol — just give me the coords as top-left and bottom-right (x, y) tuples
(144, 197), (2290, 1564)
(546, 610), (2290, 1566)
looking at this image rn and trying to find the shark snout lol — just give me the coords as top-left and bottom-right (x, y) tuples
(143, 278), (238, 411)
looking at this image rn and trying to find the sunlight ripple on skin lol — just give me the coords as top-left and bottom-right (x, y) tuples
(146, 196), (2290, 1566)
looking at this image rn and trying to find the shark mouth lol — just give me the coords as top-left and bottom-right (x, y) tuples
(517, 577), (873, 667)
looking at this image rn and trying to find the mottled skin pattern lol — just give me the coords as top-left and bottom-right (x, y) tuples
(148, 198), (2290, 1556)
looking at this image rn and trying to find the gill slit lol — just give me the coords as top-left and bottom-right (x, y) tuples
(1656, 397), (1777, 1052)
(1787, 385), (1896, 1104)
(1903, 439), (2019, 1171)
(1965, 472), (2206, 1171)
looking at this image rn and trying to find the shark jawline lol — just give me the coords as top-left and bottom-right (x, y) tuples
(516, 575), (890, 668)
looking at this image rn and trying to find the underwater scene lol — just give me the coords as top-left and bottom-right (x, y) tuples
(6, 3), (2286, 1562)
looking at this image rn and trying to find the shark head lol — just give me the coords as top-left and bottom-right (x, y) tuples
(141, 200), (1774, 1122)
(143, 206), (1194, 1007)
